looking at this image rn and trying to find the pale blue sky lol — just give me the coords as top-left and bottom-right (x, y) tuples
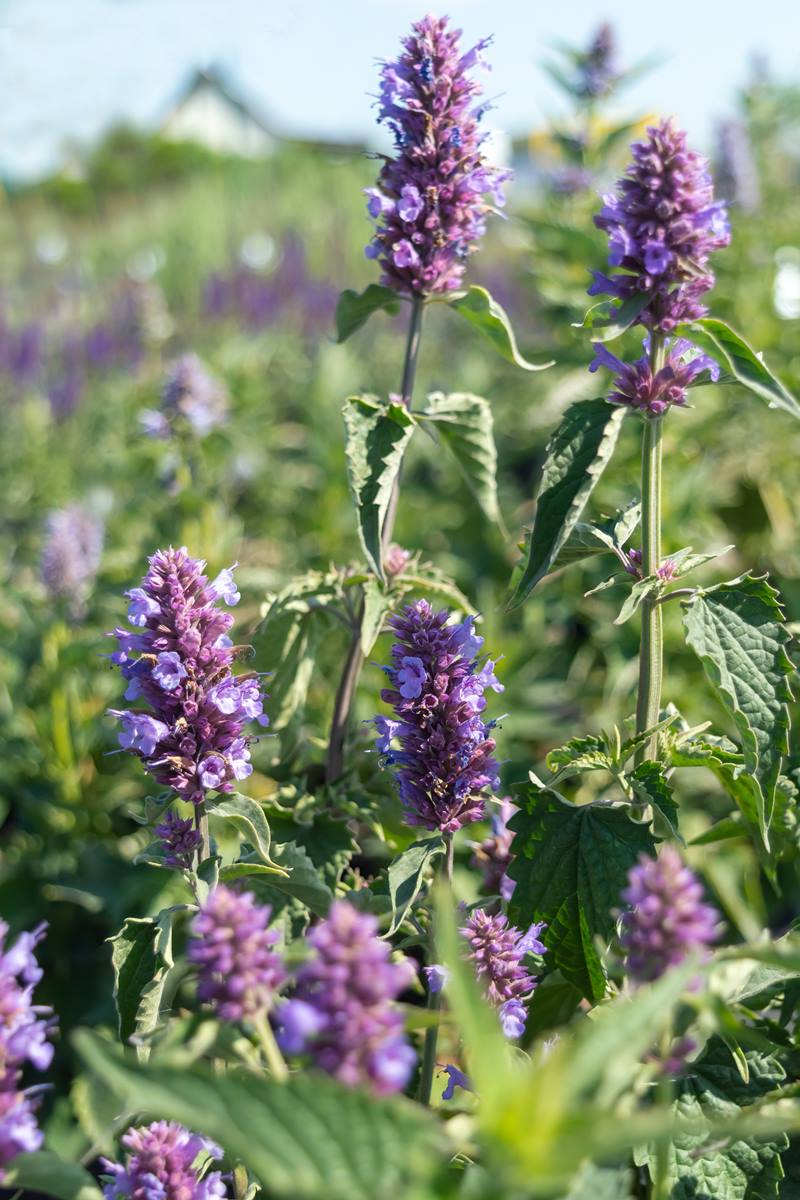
(0, 0), (797, 179)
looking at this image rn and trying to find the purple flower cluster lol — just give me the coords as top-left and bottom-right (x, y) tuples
(375, 600), (503, 833)
(590, 338), (720, 416)
(188, 885), (285, 1023)
(366, 15), (510, 296)
(461, 908), (545, 1039)
(140, 353), (229, 441)
(590, 120), (730, 333)
(619, 847), (720, 983)
(0, 921), (55, 1180)
(40, 503), (104, 615)
(576, 23), (619, 100)
(100, 1121), (227, 1199)
(469, 797), (517, 901)
(276, 900), (416, 1095)
(155, 809), (201, 869)
(110, 547), (268, 805)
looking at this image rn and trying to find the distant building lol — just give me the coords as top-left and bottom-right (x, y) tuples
(160, 67), (278, 158)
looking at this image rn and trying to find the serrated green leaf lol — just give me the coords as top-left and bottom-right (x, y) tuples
(683, 576), (793, 841)
(108, 909), (184, 1046)
(1, 1151), (103, 1200)
(546, 735), (613, 780)
(677, 317), (800, 418)
(507, 787), (656, 1001)
(335, 284), (401, 342)
(573, 291), (651, 342)
(619, 714), (680, 763)
(449, 285), (554, 370)
(385, 834), (445, 937)
(422, 391), (503, 530)
(630, 760), (682, 842)
(343, 395), (417, 582)
(211, 794), (286, 872)
(560, 1162), (631, 1199)
(548, 500), (641, 575)
(246, 841), (333, 916)
(360, 577), (388, 656)
(649, 1038), (788, 1200)
(507, 399), (626, 609)
(396, 566), (472, 612)
(75, 1030), (442, 1200)
(614, 575), (660, 625)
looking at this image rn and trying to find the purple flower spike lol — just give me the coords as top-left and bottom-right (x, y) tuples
(469, 796), (518, 900)
(144, 352), (229, 441)
(619, 847), (720, 983)
(109, 547), (268, 805)
(188, 885), (285, 1023)
(367, 15), (511, 296)
(100, 1121), (227, 1199)
(154, 809), (201, 869)
(461, 909), (545, 1039)
(374, 601), (503, 833)
(275, 900), (416, 1095)
(592, 119), (730, 333)
(40, 503), (104, 617)
(589, 337), (719, 416)
(0, 921), (55, 1180)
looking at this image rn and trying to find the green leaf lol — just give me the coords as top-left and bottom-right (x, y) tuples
(547, 500), (641, 575)
(573, 291), (651, 342)
(108, 909), (184, 1046)
(385, 834), (445, 937)
(211, 794), (286, 873)
(75, 1030), (442, 1200)
(507, 399), (626, 609)
(677, 317), (800, 418)
(683, 575), (793, 841)
(449, 285), (554, 371)
(614, 575), (660, 625)
(546, 735), (613, 780)
(254, 571), (342, 732)
(507, 786), (656, 1001)
(360, 577), (388, 656)
(560, 1162), (632, 1200)
(343, 395), (417, 582)
(650, 1038), (788, 1199)
(335, 284), (401, 342)
(421, 392), (504, 530)
(1, 1151), (103, 1200)
(630, 761), (682, 842)
(244, 841), (334, 917)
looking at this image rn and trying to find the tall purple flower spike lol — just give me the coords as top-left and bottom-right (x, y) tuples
(40, 503), (104, 615)
(590, 119), (730, 333)
(365, 14), (510, 296)
(619, 846), (720, 983)
(374, 600), (504, 833)
(100, 1121), (228, 1199)
(275, 900), (416, 1095)
(188, 885), (285, 1023)
(0, 921), (55, 1180)
(589, 337), (720, 416)
(109, 547), (268, 806)
(469, 796), (518, 900)
(461, 908), (546, 1039)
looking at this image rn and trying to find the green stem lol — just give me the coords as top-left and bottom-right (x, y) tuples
(233, 1164), (250, 1199)
(325, 296), (425, 784)
(634, 335), (665, 765)
(417, 832), (454, 1106)
(254, 1012), (289, 1082)
(195, 803), (209, 867)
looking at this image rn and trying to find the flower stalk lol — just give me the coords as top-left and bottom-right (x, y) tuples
(635, 404), (664, 765)
(418, 832), (454, 1106)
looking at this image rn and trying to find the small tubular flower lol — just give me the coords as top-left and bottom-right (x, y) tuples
(461, 908), (545, 1039)
(366, 15), (510, 296)
(0, 921), (55, 1180)
(100, 1121), (227, 1199)
(188, 886), (285, 1023)
(590, 338), (719, 416)
(619, 847), (720, 983)
(275, 900), (416, 1095)
(109, 547), (268, 805)
(469, 796), (517, 900)
(590, 119), (730, 333)
(374, 600), (503, 833)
